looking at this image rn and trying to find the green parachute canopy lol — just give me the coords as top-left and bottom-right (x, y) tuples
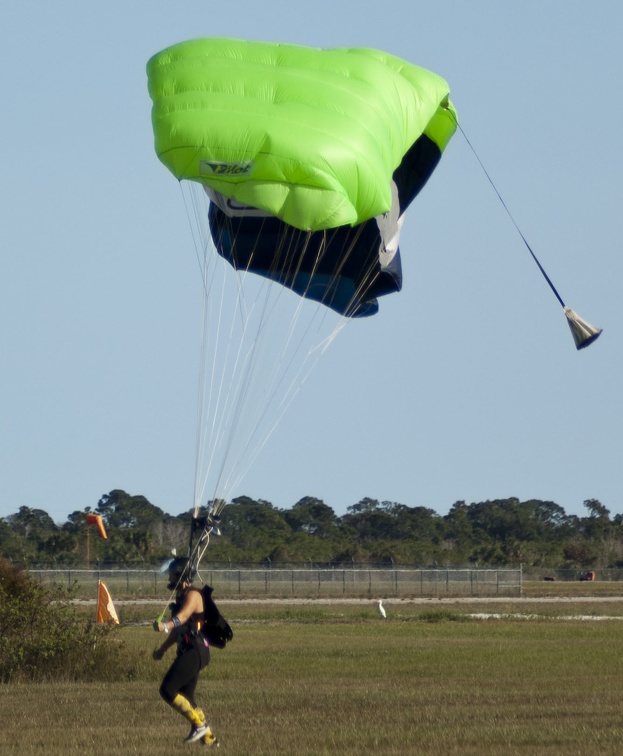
(147, 38), (457, 231)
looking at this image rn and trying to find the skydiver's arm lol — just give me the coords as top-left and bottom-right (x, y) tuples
(171, 589), (203, 625)
(152, 631), (176, 660)
(153, 590), (203, 634)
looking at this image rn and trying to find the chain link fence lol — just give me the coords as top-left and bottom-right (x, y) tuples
(30, 566), (522, 600)
(522, 567), (623, 582)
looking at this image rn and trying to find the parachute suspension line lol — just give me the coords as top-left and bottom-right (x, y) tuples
(194, 245), (229, 514)
(182, 182), (257, 518)
(181, 181), (357, 540)
(187, 187), (260, 511)
(181, 183), (232, 518)
(458, 124), (565, 308)
(313, 224), (381, 319)
(241, 227), (346, 488)
(200, 247), (255, 502)
(205, 216), (293, 499)
(217, 230), (348, 494)
(338, 226), (381, 316)
(209, 222), (348, 497)
(180, 182), (215, 519)
(308, 226), (368, 317)
(459, 125), (602, 350)
(180, 180), (237, 516)
(183, 186), (348, 518)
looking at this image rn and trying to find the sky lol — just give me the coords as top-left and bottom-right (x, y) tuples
(1, 1), (621, 524)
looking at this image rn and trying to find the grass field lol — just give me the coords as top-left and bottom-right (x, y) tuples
(1, 600), (622, 755)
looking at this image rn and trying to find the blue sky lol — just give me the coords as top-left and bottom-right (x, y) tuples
(1, 1), (621, 524)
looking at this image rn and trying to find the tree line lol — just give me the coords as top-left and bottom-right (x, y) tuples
(1, 490), (621, 569)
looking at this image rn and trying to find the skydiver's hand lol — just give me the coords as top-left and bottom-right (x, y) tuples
(152, 647), (165, 661)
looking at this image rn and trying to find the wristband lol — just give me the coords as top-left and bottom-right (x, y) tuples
(172, 616), (182, 630)
(163, 622), (169, 634)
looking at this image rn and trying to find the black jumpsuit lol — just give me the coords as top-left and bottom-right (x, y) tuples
(159, 588), (211, 708)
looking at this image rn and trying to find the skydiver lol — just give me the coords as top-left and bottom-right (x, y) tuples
(153, 557), (219, 747)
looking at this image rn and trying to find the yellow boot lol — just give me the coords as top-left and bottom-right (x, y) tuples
(170, 694), (209, 744)
(195, 707), (205, 724)
(194, 708), (219, 748)
(201, 726), (219, 748)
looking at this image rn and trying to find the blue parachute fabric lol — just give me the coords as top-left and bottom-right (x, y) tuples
(208, 132), (443, 317)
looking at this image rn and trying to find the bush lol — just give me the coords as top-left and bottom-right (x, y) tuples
(0, 559), (132, 683)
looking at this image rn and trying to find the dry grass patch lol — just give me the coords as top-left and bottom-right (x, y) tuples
(1, 609), (622, 754)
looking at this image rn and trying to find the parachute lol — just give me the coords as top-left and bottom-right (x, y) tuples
(147, 38), (457, 317)
(146, 38), (457, 566)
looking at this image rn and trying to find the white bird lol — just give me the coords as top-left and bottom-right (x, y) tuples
(377, 600), (387, 618)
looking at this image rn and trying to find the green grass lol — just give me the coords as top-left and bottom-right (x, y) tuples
(1, 605), (623, 754)
(523, 580), (623, 599)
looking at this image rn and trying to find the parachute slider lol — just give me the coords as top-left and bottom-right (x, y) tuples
(192, 514), (222, 538)
(564, 307), (602, 350)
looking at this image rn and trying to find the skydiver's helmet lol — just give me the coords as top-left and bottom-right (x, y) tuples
(167, 557), (197, 590)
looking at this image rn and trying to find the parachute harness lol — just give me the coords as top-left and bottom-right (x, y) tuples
(156, 515), (221, 623)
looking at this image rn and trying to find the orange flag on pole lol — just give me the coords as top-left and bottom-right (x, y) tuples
(96, 580), (120, 625)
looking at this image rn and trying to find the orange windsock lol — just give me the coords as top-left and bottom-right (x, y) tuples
(86, 513), (108, 540)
